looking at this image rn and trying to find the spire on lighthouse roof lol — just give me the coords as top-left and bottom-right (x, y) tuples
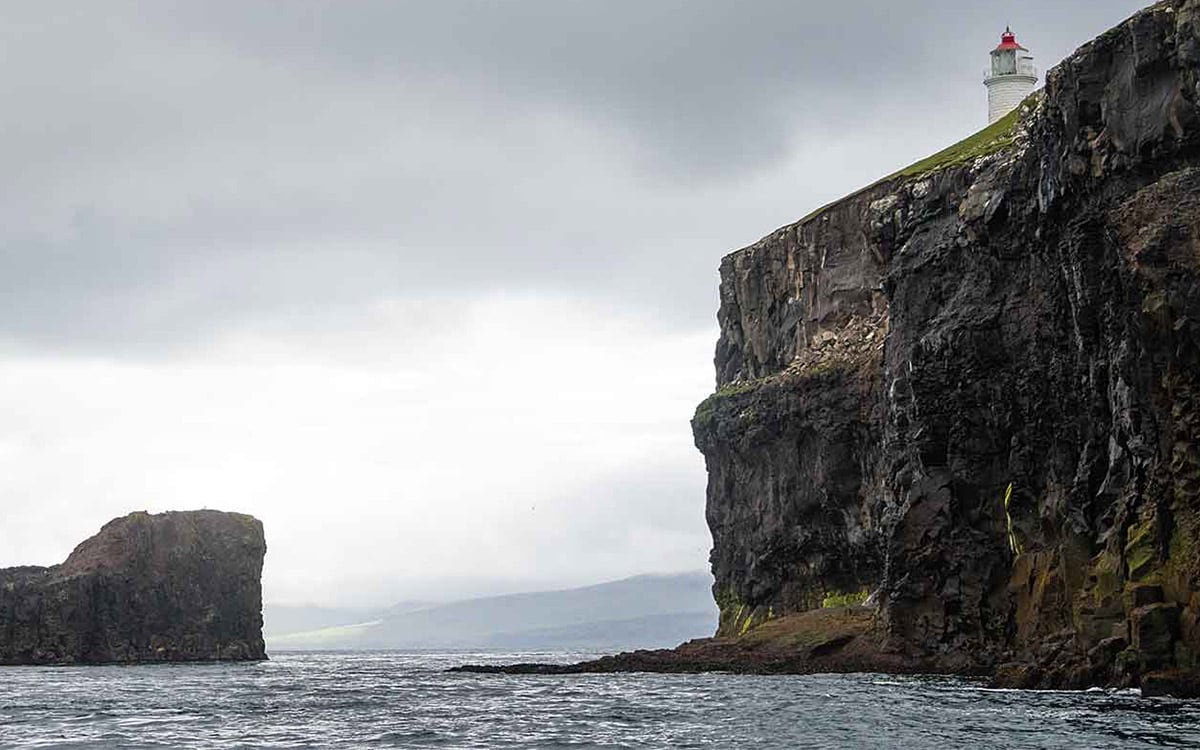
(995, 27), (1027, 52)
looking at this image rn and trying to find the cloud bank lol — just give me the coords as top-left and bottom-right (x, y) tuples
(0, 0), (1148, 604)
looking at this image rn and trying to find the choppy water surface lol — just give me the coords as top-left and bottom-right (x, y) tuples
(2, 651), (1199, 749)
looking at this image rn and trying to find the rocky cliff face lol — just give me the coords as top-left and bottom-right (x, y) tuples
(694, 0), (1200, 688)
(0, 510), (267, 664)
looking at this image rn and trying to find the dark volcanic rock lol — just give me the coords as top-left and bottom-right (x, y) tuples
(690, 0), (1200, 689)
(0, 510), (267, 664)
(1143, 668), (1200, 697)
(453, 606), (931, 676)
(1132, 603), (1181, 669)
(460, 0), (1200, 690)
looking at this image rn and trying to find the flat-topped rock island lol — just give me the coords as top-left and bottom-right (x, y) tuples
(0, 510), (267, 664)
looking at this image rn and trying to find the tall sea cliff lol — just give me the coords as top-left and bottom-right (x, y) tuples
(693, 0), (1200, 690)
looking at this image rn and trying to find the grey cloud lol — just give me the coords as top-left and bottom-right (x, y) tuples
(131, 0), (1145, 172)
(1, 1), (1148, 351)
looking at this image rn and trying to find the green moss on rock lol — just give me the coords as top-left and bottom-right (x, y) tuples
(1125, 518), (1160, 582)
(1090, 551), (1124, 604)
(693, 380), (763, 430)
(821, 589), (870, 609)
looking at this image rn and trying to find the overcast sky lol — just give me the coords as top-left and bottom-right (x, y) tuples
(0, 1), (1147, 606)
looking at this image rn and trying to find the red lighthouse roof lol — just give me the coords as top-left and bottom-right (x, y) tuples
(996, 27), (1027, 52)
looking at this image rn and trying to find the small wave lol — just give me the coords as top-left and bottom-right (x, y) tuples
(3, 653), (1199, 749)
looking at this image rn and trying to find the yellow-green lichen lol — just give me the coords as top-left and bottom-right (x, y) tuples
(1168, 522), (1196, 567)
(739, 607), (875, 649)
(1004, 483), (1023, 555)
(735, 605), (776, 637)
(715, 586), (753, 637)
(1090, 550), (1124, 604)
(739, 612), (756, 636)
(714, 586), (779, 638)
(1125, 517), (1159, 581)
(714, 586), (740, 612)
(821, 589), (870, 609)
(1160, 516), (1200, 602)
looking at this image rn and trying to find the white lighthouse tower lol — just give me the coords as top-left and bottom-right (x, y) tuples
(984, 28), (1037, 124)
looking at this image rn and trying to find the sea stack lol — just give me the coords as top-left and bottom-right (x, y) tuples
(0, 510), (267, 664)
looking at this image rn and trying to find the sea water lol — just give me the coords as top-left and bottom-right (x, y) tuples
(2, 651), (1198, 749)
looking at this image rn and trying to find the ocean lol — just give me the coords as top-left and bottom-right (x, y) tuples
(2, 651), (1198, 749)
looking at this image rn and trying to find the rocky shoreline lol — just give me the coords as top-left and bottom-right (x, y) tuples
(454, 603), (1199, 697)
(453, 605), (950, 677)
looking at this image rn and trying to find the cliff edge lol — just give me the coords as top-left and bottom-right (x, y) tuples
(459, 0), (1200, 695)
(0, 510), (267, 664)
(695, 0), (1200, 692)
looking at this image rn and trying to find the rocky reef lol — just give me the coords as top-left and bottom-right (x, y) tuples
(0, 510), (267, 664)
(460, 0), (1200, 695)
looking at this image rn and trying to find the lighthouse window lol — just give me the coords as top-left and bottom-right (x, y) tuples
(992, 50), (1017, 76)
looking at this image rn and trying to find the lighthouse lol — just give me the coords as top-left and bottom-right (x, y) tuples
(984, 28), (1037, 124)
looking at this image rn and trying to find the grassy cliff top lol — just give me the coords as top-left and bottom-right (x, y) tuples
(793, 94), (1038, 227)
(888, 97), (1027, 180)
(888, 95), (1035, 180)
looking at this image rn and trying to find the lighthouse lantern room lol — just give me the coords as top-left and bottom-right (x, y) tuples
(984, 28), (1037, 124)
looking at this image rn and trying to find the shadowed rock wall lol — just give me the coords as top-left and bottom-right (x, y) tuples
(695, 0), (1200, 688)
(0, 510), (266, 664)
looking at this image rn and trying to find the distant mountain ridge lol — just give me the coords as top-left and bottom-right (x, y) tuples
(265, 572), (717, 651)
(263, 600), (434, 638)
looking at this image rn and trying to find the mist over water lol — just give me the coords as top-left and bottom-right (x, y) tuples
(3, 652), (1198, 749)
